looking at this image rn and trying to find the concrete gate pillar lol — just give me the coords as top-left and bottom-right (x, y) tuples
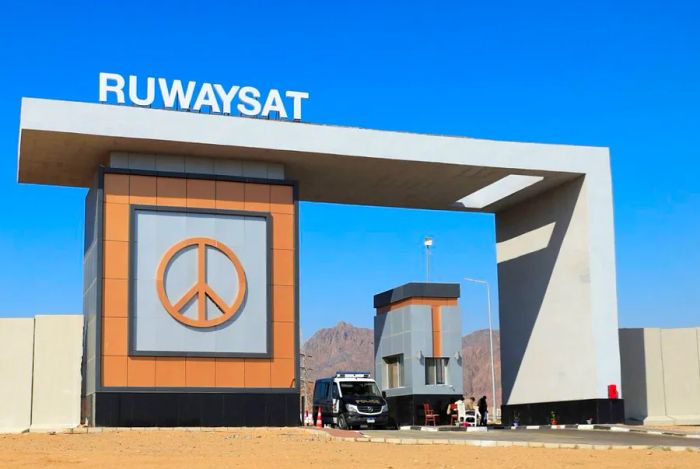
(496, 175), (623, 425)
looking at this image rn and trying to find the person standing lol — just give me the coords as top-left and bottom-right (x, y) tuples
(477, 396), (488, 426)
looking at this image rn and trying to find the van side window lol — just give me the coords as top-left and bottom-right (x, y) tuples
(331, 383), (339, 399)
(314, 380), (326, 400)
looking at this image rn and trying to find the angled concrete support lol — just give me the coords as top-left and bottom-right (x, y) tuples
(496, 164), (622, 424)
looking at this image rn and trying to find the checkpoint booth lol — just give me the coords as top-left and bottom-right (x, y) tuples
(374, 282), (464, 426)
(17, 97), (624, 426)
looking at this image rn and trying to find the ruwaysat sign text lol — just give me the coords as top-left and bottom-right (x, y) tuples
(98, 72), (309, 120)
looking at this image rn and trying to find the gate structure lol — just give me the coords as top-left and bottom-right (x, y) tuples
(17, 98), (623, 425)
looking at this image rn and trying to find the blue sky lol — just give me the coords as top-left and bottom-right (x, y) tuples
(0, 1), (698, 339)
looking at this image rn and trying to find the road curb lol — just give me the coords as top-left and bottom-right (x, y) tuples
(308, 429), (700, 452)
(404, 423), (700, 440)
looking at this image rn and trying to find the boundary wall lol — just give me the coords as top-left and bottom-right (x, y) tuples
(619, 327), (700, 425)
(0, 315), (83, 432)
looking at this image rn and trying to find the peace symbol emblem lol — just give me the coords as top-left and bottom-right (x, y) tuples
(155, 237), (247, 328)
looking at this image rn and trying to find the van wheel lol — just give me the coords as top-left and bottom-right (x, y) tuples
(337, 413), (349, 430)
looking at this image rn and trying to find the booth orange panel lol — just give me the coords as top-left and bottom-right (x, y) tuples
(101, 173), (296, 389)
(377, 296), (457, 358)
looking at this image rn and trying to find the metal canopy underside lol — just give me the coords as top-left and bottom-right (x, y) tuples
(17, 98), (609, 213)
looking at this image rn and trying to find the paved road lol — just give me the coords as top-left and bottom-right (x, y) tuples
(363, 428), (700, 448)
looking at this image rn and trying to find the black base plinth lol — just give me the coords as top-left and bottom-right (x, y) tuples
(501, 398), (624, 425)
(89, 392), (300, 427)
(385, 394), (462, 426)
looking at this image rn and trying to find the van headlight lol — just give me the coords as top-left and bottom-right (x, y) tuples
(346, 404), (358, 413)
(381, 404), (389, 413)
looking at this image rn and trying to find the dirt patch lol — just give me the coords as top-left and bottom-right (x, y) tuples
(0, 428), (698, 468)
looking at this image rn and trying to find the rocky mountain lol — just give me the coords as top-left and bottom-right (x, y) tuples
(461, 329), (501, 403)
(301, 321), (501, 408)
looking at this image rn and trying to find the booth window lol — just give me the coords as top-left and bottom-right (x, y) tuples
(383, 354), (404, 389)
(425, 357), (448, 385)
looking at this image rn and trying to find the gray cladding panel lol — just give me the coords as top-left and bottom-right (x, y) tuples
(440, 305), (463, 356)
(82, 186), (100, 396)
(131, 207), (269, 355)
(109, 153), (286, 180)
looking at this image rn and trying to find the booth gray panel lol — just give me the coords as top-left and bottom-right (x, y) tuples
(375, 304), (462, 398)
(440, 305), (464, 395)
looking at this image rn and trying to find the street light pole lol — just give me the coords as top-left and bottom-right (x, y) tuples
(424, 237), (433, 281)
(464, 277), (498, 422)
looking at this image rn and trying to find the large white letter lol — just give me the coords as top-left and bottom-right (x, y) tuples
(128, 75), (155, 106)
(158, 78), (197, 110)
(285, 90), (309, 120)
(261, 89), (288, 118)
(192, 83), (221, 113)
(213, 84), (240, 114)
(237, 86), (262, 116)
(99, 72), (125, 103)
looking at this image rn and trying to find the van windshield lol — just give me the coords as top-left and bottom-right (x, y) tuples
(339, 381), (381, 397)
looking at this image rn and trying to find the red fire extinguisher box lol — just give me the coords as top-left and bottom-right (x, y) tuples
(608, 384), (619, 399)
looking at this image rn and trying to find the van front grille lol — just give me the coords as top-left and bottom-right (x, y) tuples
(357, 405), (381, 414)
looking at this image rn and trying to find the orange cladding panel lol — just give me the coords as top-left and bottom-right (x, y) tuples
(431, 306), (442, 357)
(104, 174), (129, 204)
(101, 175), (296, 389)
(156, 177), (187, 206)
(273, 285), (295, 323)
(215, 180), (245, 210)
(244, 360), (271, 387)
(185, 358), (216, 386)
(215, 359), (245, 387)
(270, 358), (295, 388)
(127, 357), (156, 386)
(129, 175), (157, 205)
(155, 358), (187, 387)
(244, 183), (270, 211)
(186, 179), (216, 208)
(103, 356), (127, 386)
(103, 279), (128, 318)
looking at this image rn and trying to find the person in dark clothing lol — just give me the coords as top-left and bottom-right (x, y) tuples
(477, 396), (488, 426)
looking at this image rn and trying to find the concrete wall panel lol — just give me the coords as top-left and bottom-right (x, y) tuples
(0, 318), (35, 432)
(641, 328), (670, 423)
(660, 328), (700, 422)
(30, 315), (84, 430)
(618, 329), (647, 420)
(620, 327), (700, 425)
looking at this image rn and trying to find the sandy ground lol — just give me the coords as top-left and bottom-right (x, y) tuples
(0, 428), (699, 468)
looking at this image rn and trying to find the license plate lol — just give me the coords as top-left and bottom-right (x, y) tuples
(366, 418), (375, 423)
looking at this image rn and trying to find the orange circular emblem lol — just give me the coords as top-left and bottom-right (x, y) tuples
(156, 237), (247, 328)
